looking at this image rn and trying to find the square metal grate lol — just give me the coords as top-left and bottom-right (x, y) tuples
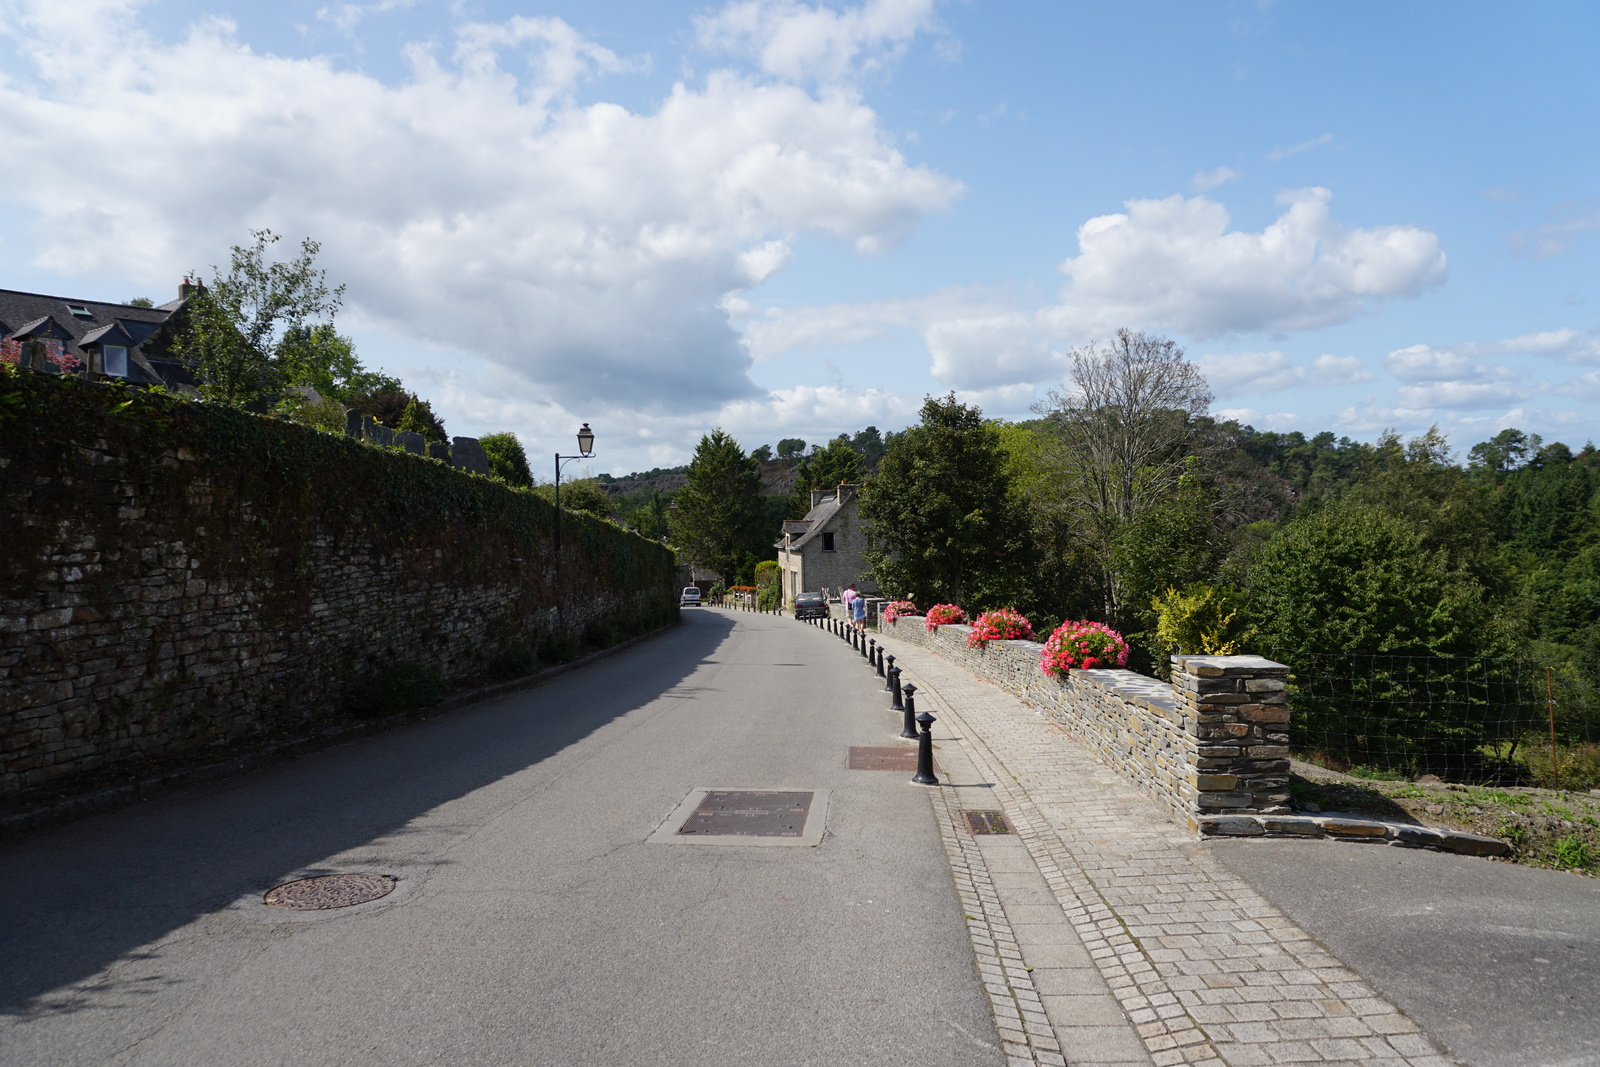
(675, 790), (813, 837)
(964, 810), (1013, 835)
(847, 746), (922, 772)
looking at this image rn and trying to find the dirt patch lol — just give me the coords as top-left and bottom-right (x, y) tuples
(1290, 760), (1600, 877)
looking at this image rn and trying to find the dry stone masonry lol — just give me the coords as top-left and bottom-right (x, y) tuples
(1, 374), (674, 806)
(882, 617), (1291, 832)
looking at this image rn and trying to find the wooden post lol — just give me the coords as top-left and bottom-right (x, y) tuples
(1548, 666), (1560, 790)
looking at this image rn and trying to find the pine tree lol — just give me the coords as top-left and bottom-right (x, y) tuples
(861, 394), (1034, 610)
(672, 429), (770, 582)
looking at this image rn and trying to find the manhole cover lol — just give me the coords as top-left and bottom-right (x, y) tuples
(848, 746), (922, 771)
(677, 790), (813, 837)
(964, 811), (1013, 835)
(263, 873), (397, 910)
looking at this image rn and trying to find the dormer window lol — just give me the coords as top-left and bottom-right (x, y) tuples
(102, 345), (129, 377)
(66, 305), (94, 320)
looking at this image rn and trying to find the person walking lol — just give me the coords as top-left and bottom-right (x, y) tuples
(850, 587), (867, 634)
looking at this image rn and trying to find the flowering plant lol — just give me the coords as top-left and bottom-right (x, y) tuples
(0, 338), (22, 365)
(967, 608), (1034, 648)
(883, 600), (917, 623)
(1040, 620), (1129, 676)
(924, 603), (966, 631)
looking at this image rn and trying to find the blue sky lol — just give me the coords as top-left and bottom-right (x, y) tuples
(1, 0), (1595, 475)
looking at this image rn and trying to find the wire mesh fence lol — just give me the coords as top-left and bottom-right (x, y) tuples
(1266, 650), (1600, 788)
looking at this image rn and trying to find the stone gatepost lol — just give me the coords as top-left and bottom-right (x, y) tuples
(1170, 654), (1292, 817)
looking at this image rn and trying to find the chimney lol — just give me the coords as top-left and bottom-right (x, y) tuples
(811, 489), (828, 509)
(178, 277), (203, 300)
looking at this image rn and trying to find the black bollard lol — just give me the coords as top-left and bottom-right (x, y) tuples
(912, 707), (938, 785)
(888, 666), (904, 711)
(900, 682), (918, 739)
(883, 654), (895, 690)
(865, 637), (875, 663)
(876, 645), (886, 678)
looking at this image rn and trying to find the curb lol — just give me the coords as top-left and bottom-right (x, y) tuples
(1199, 811), (1511, 856)
(0, 620), (680, 840)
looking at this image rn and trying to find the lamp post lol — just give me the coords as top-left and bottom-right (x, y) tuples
(554, 423), (596, 619)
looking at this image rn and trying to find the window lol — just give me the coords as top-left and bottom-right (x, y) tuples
(102, 345), (129, 377)
(821, 532), (835, 552)
(66, 304), (94, 320)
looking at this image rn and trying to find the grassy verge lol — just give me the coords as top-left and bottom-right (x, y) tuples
(1290, 761), (1600, 877)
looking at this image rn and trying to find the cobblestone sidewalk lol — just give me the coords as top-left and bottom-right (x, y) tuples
(880, 634), (1456, 1067)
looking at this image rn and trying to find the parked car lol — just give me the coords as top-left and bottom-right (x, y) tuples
(792, 591), (828, 619)
(680, 586), (702, 607)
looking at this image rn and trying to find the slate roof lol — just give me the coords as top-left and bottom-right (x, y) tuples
(775, 484), (858, 550)
(0, 287), (188, 386)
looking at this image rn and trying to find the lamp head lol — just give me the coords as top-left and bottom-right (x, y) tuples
(576, 423), (595, 457)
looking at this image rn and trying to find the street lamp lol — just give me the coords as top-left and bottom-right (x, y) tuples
(553, 423), (596, 618)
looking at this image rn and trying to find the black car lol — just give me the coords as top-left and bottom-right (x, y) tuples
(793, 591), (828, 619)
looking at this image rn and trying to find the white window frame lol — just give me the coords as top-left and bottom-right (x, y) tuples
(102, 345), (129, 377)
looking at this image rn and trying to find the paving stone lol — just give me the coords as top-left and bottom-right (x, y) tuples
(890, 633), (1450, 1067)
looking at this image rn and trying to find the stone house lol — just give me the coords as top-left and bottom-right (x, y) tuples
(776, 483), (878, 603)
(0, 282), (198, 390)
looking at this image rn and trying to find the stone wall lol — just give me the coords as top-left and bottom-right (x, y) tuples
(0, 372), (677, 803)
(880, 616), (1289, 831)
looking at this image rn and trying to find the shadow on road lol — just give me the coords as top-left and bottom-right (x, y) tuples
(0, 611), (737, 1017)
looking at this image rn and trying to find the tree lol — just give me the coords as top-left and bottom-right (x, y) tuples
(860, 394), (1034, 610)
(1468, 427), (1542, 479)
(175, 230), (348, 406)
(850, 425), (888, 467)
(535, 478), (613, 519)
(1246, 504), (1495, 657)
(672, 429), (771, 581)
(277, 323), (398, 402)
(350, 388), (447, 443)
(479, 432), (533, 487)
(1032, 329), (1214, 622)
(794, 437), (863, 494)
(777, 438), (807, 462)
(750, 444), (773, 462)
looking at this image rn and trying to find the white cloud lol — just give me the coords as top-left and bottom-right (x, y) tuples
(317, 0), (420, 35)
(733, 188), (1448, 393)
(1507, 201), (1600, 259)
(1310, 353), (1376, 386)
(695, 0), (941, 86)
(1190, 166), (1240, 192)
(1568, 372), (1600, 403)
(1214, 407), (1300, 431)
(1267, 132), (1332, 160)
(1195, 350), (1304, 396)
(1383, 344), (1484, 382)
(1396, 380), (1526, 410)
(0, 0), (961, 412)
(1047, 187), (1447, 340)
(1484, 328), (1600, 364)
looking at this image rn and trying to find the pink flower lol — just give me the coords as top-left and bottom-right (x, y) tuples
(1040, 620), (1130, 678)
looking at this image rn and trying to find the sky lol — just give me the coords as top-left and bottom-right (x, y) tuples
(1, 0), (1596, 476)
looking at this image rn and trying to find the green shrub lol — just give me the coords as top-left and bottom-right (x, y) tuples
(489, 645), (540, 681)
(1150, 583), (1255, 656)
(1523, 740), (1600, 791)
(344, 664), (445, 718)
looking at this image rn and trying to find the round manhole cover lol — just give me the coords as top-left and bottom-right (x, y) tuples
(263, 873), (397, 911)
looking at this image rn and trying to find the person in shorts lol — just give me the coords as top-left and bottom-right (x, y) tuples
(850, 588), (867, 633)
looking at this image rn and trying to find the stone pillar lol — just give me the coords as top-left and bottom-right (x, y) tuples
(1170, 654), (1291, 816)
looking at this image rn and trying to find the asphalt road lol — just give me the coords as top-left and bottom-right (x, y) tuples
(0, 609), (1003, 1067)
(1209, 837), (1600, 1067)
